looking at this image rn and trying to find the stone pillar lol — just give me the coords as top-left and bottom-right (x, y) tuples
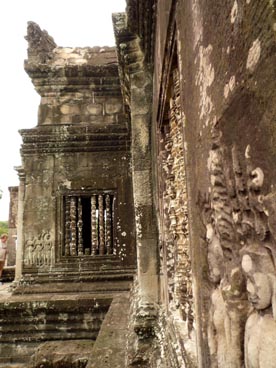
(113, 14), (159, 343)
(131, 68), (159, 308)
(126, 40), (159, 341)
(7, 186), (18, 266)
(14, 168), (25, 282)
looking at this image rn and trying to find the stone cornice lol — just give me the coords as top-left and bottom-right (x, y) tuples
(25, 62), (120, 79)
(19, 124), (130, 155)
(14, 166), (26, 181)
(112, 13), (146, 108)
(125, 0), (156, 64)
(25, 62), (121, 96)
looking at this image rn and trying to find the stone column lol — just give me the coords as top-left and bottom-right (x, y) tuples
(128, 39), (159, 337)
(131, 73), (159, 300)
(113, 13), (159, 340)
(7, 186), (18, 266)
(14, 167), (26, 282)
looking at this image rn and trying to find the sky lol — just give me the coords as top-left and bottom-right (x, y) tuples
(0, 0), (126, 221)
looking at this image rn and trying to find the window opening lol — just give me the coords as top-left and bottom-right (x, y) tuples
(63, 193), (115, 256)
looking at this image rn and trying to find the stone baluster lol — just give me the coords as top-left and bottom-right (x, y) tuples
(91, 195), (98, 255)
(77, 197), (84, 255)
(65, 197), (71, 256)
(99, 194), (105, 255)
(70, 196), (77, 256)
(105, 194), (112, 254)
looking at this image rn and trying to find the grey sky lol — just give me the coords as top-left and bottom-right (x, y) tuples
(0, 0), (126, 220)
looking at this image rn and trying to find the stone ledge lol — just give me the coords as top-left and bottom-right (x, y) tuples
(13, 280), (133, 295)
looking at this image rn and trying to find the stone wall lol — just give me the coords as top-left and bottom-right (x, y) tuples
(9, 3), (276, 367)
(150, 0), (276, 367)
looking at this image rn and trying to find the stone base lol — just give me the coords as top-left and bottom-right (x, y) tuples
(0, 284), (132, 367)
(2, 266), (15, 282)
(29, 340), (93, 368)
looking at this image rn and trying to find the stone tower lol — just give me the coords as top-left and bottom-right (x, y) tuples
(16, 22), (136, 290)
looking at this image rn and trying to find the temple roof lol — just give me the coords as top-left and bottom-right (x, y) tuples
(25, 21), (118, 67)
(24, 22), (121, 96)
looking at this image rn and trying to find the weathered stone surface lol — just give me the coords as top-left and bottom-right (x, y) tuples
(25, 21), (56, 64)
(0, 18), (137, 367)
(87, 293), (130, 368)
(0, 289), (113, 366)
(7, 1), (276, 367)
(119, 0), (276, 366)
(29, 340), (92, 368)
(113, 17), (159, 365)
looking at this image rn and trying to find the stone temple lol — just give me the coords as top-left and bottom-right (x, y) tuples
(1, 0), (276, 367)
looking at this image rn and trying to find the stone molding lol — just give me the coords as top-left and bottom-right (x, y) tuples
(20, 125), (130, 154)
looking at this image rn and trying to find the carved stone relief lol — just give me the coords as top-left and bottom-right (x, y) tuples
(203, 131), (249, 367)
(204, 122), (276, 367)
(158, 68), (193, 334)
(241, 244), (276, 368)
(24, 231), (53, 267)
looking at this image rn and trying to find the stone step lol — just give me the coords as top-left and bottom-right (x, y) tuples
(0, 342), (38, 365)
(0, 288), (131, 366)
(28, 340), (94, 368)
(13, 278), (133, 295)
(0, 330), (99, 343)
(0, 340), (95, 367)
(0, 291), (113, 364)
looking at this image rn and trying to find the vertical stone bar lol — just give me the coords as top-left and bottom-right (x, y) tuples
(91, 195), (98, 255)
(15, 167), (26, 282)
(65, 197), (71, 256)
(105, 194), (112, 254)
(7, 186), (18, 266)
(77, 197), (84, 255)
(70, 196), (77, 256)
(99, 194), (105, 255)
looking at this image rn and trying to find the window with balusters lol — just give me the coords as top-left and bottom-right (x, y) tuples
(63, 192), (116, 257)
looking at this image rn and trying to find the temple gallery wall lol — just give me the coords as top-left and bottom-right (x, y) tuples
(1, 0), (276, 367)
